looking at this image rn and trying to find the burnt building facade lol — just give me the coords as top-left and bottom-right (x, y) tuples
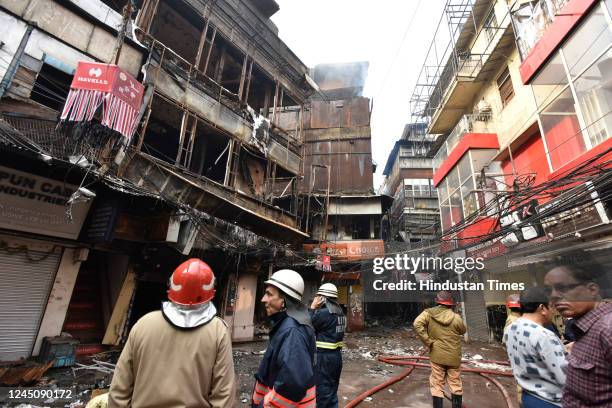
(0, 0), (318, 360)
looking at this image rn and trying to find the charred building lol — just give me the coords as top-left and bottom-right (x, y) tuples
(0, 0), (318, 360)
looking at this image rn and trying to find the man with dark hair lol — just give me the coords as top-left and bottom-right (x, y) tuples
(414, 291), (466, 408)
(504, 287), (566, 407)
(544, 261), (612, 408)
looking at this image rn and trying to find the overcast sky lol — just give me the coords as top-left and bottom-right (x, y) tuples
(271, 0), (447, 189)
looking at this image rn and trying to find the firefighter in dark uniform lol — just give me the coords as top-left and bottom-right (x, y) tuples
(309, 283), (346, 408)
(252, 269), (317, 408)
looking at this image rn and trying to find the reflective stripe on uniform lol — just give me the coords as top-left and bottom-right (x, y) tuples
(316, 341), (345, 350)
(262, 386), (316, 408)
(252, 380), (270, 405)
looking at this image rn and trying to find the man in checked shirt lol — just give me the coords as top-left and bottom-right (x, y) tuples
(544, 258), (612, 408)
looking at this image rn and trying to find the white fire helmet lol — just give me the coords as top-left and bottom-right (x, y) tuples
(317, 283), (338, 298)
(264, 269), (304, 301)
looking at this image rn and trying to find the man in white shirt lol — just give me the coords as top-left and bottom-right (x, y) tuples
(503, 287), (567, 407)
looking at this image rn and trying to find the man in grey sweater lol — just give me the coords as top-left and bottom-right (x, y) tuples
(503, 287), (566, 407)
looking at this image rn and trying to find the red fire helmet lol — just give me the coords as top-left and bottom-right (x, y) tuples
(167, 259), (216, 306)
(435, 291), (455, 306)
(506, 294), (521, 309)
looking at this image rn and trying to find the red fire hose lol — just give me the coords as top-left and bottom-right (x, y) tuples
(376, 358), (514, 377)
(344, 353), (424, 408)
(345, 354), (515, 408)
(480, 373), (517, 408)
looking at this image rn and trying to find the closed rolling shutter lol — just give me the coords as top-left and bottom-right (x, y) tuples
(463, 288), (489, 341)
(0, 246), (62, 361)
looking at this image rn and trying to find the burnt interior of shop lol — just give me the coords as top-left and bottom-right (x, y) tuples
(127, 247), (244, 329)
(366, 303), (423, 325)
(141, 95), (232, 184)
(270, 165), (298, 212)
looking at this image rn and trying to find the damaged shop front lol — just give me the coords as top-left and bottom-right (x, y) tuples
(0, 153), (92, 361)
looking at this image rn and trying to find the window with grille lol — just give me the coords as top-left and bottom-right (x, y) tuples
(497, 67), (514, 107)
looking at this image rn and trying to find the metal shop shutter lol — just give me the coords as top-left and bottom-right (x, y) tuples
(0, 247), (62, 361)
(463, 289), (489, 341)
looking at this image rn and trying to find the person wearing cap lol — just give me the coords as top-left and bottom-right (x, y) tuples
(252, 269), (316, 408)
(309, 283), (346, 408)
(504, 293), (522, 334)
(503, 293), (524, 405)
(108, 259), (236, 408)
(413, 291), (466, 408)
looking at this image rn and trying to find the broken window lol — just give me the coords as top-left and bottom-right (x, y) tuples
(189, 124), (231, 184)
(216, 39), (245, 95)
(141, 95), (182, 163)
(30, 64), (71, 112)
(271, 165), (297, 213)
(497, 67), (514, 107)
(247, 66), (276, 114)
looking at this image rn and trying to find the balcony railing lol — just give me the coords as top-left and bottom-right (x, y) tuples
(433, 112), (494, 170)
(1, 113), (121, 163)
(425, 53), (486, 120)
(512, 0), (571, 59)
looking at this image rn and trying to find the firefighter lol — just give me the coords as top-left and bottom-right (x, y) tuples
(309, 283), (346, 408)
(108, 259), (236, 408)
(504, 293), (522, 334)
(503, 293), (523, 405)
(252, 269), (317, 408)
(414, 291), (466, 408)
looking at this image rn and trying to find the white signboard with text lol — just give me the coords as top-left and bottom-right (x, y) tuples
(0, 165), (92, 239)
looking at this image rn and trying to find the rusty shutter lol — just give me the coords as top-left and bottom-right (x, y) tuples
(463, 288), (490, 341)
(0, 245), (61, 361)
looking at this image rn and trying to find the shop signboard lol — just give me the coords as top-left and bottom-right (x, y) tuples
(304, 239), (385, 261)
(538, 182), (610, 239)
(0, 165), (92, 239)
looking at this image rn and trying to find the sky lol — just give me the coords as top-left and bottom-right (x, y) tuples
(271, 0), (447, 189)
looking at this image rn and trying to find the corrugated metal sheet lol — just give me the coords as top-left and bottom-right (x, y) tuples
(302, 139), (374, 193)
(310, 98), (370, 129)
(0, 247), (62, 361)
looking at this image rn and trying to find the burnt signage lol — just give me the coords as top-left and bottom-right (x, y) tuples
(0, 166), (91, 239)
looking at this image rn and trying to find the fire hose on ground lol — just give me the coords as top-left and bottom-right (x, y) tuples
(345, 354), (515, 408)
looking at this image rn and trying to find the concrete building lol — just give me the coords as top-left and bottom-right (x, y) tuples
(411, 0), (612, 341)
(0, 0), (318, 360)
(380, 123), (440, 247)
